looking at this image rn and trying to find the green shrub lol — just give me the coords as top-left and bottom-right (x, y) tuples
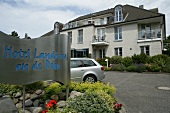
(162, 64), (170, 73)
(105, 67), (112, 71)
(111, 64), (126, 71)
(151, 54), (169, 69)
(66, 92), (114, 113)
(110, 56), (122, 64)
(69, 81), (116, 96)
(96, 91), (116, 108)
(146, 64), (161, 72)
(135, 64), (146, 73)
(126, 65), (136, 72)
(132, 53), (149, 64)
(48, 108), (77, 113)
(0, 84), (21, 96)
(122, 56), (133, 67)
(97, 57), (110, 66)
(44, 82), (63, 100)
(25, 81), (46, 92)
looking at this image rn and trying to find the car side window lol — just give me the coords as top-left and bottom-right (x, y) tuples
(71, 60), (84, 68)
(82, 60), (96, 67)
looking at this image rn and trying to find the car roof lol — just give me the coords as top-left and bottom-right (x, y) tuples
(71, 58), (94, 60)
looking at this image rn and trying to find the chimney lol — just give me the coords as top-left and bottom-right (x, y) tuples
(25, 33), (28, 39)
(54, 22), (60, 34)
(139, 5), (144, 9)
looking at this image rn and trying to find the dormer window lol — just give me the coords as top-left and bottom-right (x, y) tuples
(115, 6), (123, 22)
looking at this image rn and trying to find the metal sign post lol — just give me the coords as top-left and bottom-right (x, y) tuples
(22, 86), (25, 113)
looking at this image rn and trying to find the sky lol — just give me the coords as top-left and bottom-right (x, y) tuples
(0, 0), (170, 38)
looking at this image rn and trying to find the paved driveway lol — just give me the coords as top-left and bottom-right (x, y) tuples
(102, 71), (170, 113)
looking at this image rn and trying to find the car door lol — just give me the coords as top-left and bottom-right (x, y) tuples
(70, 60), (85, 82)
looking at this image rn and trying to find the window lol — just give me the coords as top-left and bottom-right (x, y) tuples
(99, 49), (105, 58)
(100, 18), (104, 25)
(107, 16), (113, 24)
(115, 26), (122, 40)
(115, 47), (122, 56)
(97, 28), (105, 41)
(71, 60), (84, 68)
(68, 32), (72, 43)
(115, 6), (123, 22)
(82, 60), (96, 67)
(78, 30), (83, 44)
(140, 46), (150, 55)
(140, 24), (151, 39)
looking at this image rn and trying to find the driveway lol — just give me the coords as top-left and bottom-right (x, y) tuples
(102, 71), (170, 113)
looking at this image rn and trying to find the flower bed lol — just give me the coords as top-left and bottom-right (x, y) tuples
(0, 81), (122, 113)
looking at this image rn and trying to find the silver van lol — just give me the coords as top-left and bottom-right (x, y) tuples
(71, 58), (105, 83)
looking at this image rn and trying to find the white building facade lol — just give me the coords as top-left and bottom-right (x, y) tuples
(42, 4), (166, 59)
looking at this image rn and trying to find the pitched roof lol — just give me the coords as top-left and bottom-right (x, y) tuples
(41, 4), (165, 37)
(70, 4), (164, 23)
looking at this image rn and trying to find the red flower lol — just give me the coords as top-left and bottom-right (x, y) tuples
(46, 103), (53, 109)
(49, 100), (57, 105)
(118, 104), (122, 108)
(42, 110), (48, 113)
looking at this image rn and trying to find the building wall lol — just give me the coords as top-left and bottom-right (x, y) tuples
(61, 26), (94, 54)
(137, 41), (162, 56)
(105, 23), (138, 57)
(61, 21), (162, 58)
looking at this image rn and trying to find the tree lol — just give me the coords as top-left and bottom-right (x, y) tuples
(167, 35), (170, 40)
(10, 31), (20, 38)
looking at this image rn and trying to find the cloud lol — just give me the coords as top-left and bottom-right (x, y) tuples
(0, 0), (170, 38)
(0, 2), (76, 38)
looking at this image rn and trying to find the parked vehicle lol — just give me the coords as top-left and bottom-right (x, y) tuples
(71, 58), (105, 83)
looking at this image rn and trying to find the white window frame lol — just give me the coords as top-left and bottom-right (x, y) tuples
(115, 6), (123, 22)
(114, 47), (122, 56)
(115, 26), (122, 40)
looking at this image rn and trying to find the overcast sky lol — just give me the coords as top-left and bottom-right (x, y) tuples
(0, 0), (169, 38)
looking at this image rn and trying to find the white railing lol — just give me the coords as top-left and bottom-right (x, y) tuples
(92, 35), (106, 43)
(138, 29), (162, 40)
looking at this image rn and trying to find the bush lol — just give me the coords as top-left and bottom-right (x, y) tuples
(126, 65), (137, 72)
(146, 64), (161, 72)
(151, 54), (169, 69)
(0, 84), (21, 96)
(69, 81), (116, 96)
(66, 92), (114, 113)
(110, 56), (122, 64)
(97, 57), (110, 66)
(105, 67), (112, 71)
(162, 64), (170, 73)
(132, 53), (149, 64)
(135, 64), (146, 73)
(96, 91), (116, 108)
(111, 64), (126, 71)
(44, 82), (64, 100)
(25, 81), (46, 92)
(122, 56), (133, 67)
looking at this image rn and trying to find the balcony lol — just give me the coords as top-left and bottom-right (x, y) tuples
(91, 35), (109, 46)
(138, 29), (162, 42)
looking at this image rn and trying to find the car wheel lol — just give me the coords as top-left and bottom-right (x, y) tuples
(84, 75), (97, 83)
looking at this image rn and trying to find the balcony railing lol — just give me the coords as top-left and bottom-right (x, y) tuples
(92, 35), (106, 43)
(138, 29), (162, 40)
